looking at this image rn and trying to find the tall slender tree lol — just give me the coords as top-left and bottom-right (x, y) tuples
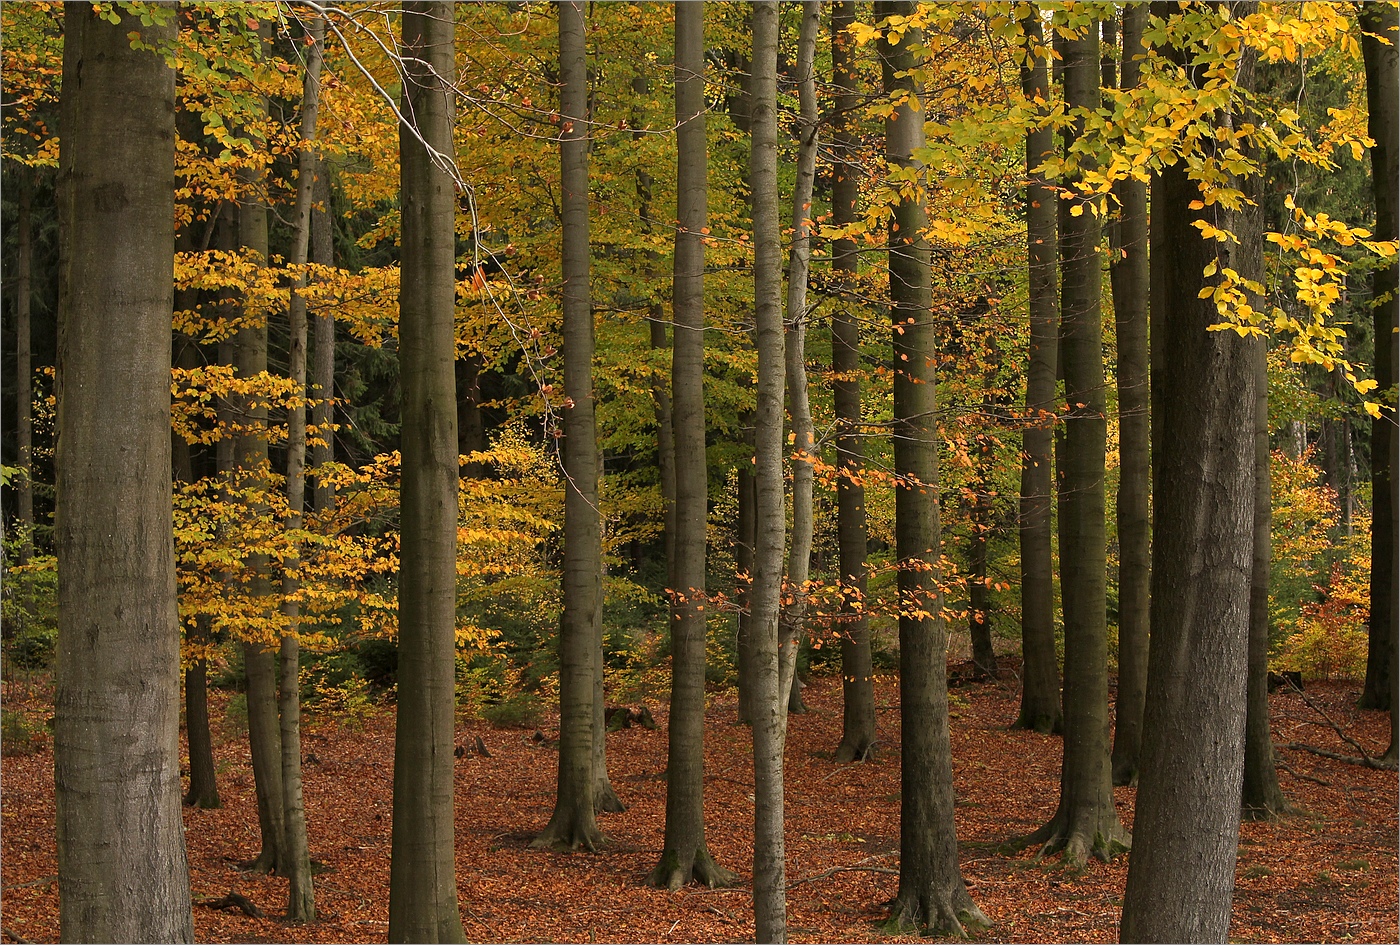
(1359, 1), (1398, 731)
(830, 0), (876, 764)
(14, 166), (33, 565)
(1108, 3), (1150, 786)
(310, 157), (336, 514)
(54, 4), (194, 940)
(535, 0), (605, 853)
(651, 0), (735, 892)
(1120, 7), (1258, 939)
(389, 4), (467, 941)
(1014, 7), (1063, 736)
(876, 3), (988, 933)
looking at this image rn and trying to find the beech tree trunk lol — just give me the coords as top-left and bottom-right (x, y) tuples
(535, 0), (604, 853)
(15, 167), (33, 564)
(736, 452), (757, 725)
(830, 0), (876, 763)
(650, 0), (735, 891)
(877, 4), (988, 934)
(1120, 9), (1256, 939)
(311, 158), (336, 514)
(1026, 20), (1129, 865)
(389, 5), (467, 941)
(53, 5), (193, 940)
(1015, 7), (1063, 736)
(1109, 3), (1150, 786)
(967, 450), (997, 678)
(1360, 2), (1398, 724)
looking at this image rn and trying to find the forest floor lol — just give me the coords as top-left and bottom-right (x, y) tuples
(2, 664), (1395, 943)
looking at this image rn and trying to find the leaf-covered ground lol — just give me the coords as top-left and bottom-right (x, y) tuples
(2, 668), (1395, 943)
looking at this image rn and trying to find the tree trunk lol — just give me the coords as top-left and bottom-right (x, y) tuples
(15, 166), (33, 565)
(736, 453), (756, 725)
(830, 0), (876, 763)
(650, 0), (735, 891)
(1014, 7), (1063, 736)
(311, 158), (336, 514)
(967, 458), (997, 678)
(1120, 9), (1256, 939)
(1109, 3), (1150, 787)
(877, 4), (988, 934)
(236, 81), (286, 876)
(277, 16), (325, 922)
(1360, 2), (1398, 720)
(389, 5), (467, 941)
(534, 0), (604, 853)
(1026, 20), (1129, 865)
(53, 6), (193, 940)
(780, 0), (820, 729)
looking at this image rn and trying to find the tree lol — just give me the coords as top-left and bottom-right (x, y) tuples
(388, 3), (468, 941)
(14, 166), (33, 565)
(877, 3), (987, 934)
(830, 0), (877, 764)
(1022, 16), (1128, 865)
(650, 0), (736, 892)
(53, 4), (193, 940)
(1108, 3), (1150, 786)
(534, 0), (604, 853)
(1014, 6), (1063, 736)
(1120, 6), (1258, 939)
(310, 157), (336, 514)
(1359, 1), (1397, 733)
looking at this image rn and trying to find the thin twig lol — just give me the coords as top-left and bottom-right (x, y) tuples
(2, 927), (36, 944)
(1276, 755), (1331, 786)
(1283, 680), (1390, 767)
(1284, 742), (1397, 772)
(787, 853), (899, 889)
(1, 876), (55, 892)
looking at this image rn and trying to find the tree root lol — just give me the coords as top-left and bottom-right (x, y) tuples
(1012, 807), (1130, 867)
(593, 780), (626, 815)
(886, 882), (990, 939)
(648, 845), (737, 891)
(1284, 742), (1398, 772)
(195, 891), (263, 918)
(833, 735), (876, 764)
(529, 819), (603, 854)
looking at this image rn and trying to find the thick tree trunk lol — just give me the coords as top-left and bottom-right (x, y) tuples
(236, 94), (286, 876)
(1120, 9), (1256, 939)
(1014, 8), (1063, 736)
(650, 0), (735, 891)
(311, 158), (336, 514)
(779, 1), (820, 730)
(1026, 21), (1129, 865)
(535, 0), (605, 853)
(53, 6), (193, 940)
(1109, 3), (1150, 786)
(878, 4), (988, 934)
(15, 167), (33, 565)
(830, 0), (876, 763)
(276, 17), (325, 922)
(1360, 2), (1398, 720)
(389, 5), (467, 941)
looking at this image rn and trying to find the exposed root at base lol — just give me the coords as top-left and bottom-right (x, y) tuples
(1012, 808), (1130, 867)
(530, 821), (604, 854)
(833, 736), (876, 764)
(648, 846), (738, 891)
(886, 886), (990, 939)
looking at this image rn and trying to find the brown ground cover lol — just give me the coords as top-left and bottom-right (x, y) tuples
(2, 668), (1395, 943)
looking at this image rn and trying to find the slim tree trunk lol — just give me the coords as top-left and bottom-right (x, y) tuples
(830, 0), (876, 763)
(389, 5), (467, 941)
(277, 16), (324, 922)
(54, 6), (193, 940)
(1360, 2), (1398, 720)
(1109, 3), (1150, 786)
(736, 452), (757, 725)
(1015, 8), (1063, 735)
(236, 83), (286, 876)
(877, 4), (988, 933)
(311, 158), (336, 514)
(15, 167), (33, 565)
(1120, 9), (1256, 939)
(651, 0), (735, 891)
(1025, 20), (1129, 865)
(967, 452), (997, 678)
(535, 0), (604, 853)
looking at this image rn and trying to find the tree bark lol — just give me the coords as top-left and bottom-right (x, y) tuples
(1014, 8), (1063, 736)
(1120, 8), (1256, 939)
(15, 166), (33, 565)
(54, 5), (193, 940)
(534, 0), (605, 853)
(277, 16), (325, 922)
(1360, 2), (1398, 722)
(878, 4), (988, 934)
(736, 451), (757, 725)
(311, 158), (336, 514)
(967, 452), (997, 678)
(389, 5), (467, 941)
(1109, 3), (1150, 786)
(1026, 19), (1129, 865)
(830, 0), (876, 763)
(650, 0), (735, 891)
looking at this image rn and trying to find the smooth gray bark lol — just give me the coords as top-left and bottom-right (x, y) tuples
(311, 158), (336, 513)
(389, 5), (467, 941)
(15, 167), (33, 565)
(877, 4), (988, 934)
(54, 5), (193, 940)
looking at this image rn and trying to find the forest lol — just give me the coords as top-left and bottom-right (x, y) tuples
(0, 1), (1396, 943)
